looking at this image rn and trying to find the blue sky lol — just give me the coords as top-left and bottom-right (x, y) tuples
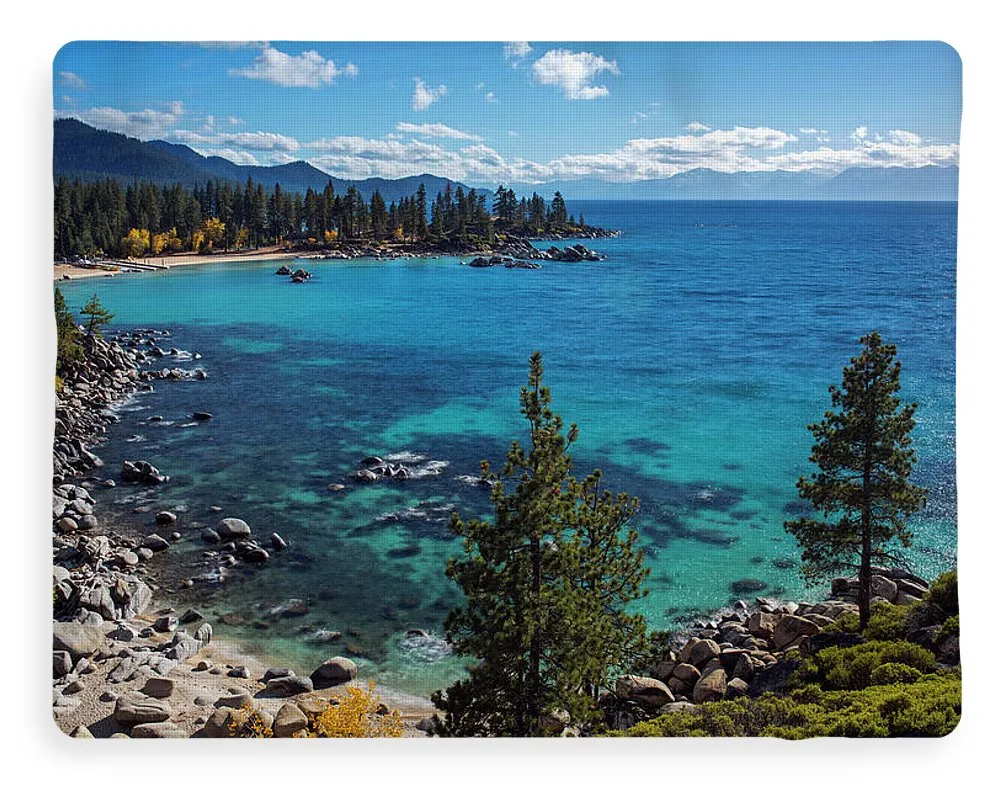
(53, 41), (961, 186)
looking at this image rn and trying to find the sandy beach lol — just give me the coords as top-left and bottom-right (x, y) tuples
(54, 615), (437, 738)
(54, 246), (300, 281)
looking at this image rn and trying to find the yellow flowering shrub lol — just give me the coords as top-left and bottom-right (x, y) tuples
(306, 681), (404, 738)
(227, 702), (273, 738)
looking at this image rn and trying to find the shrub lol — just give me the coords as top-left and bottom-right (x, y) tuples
(305, 681), (404, 738)
(795, 640), (937, 691)
(620, 675), (960, 739)
(938, 615), (959, 642)
(862, 602), (911, 641)
(826, 602), (910, 641)
(826, 610), (861, 634)
(925, 570), (959, 617)
(227, 703), (273, 738)
(871, 662), (923, 686)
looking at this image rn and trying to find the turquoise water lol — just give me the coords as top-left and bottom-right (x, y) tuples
(59, 200), (957, 696)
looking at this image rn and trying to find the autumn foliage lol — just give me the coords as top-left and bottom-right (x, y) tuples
(302, 682), (404, 738)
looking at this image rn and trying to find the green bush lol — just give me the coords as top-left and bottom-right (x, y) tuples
(925, 571), (959, 617)
(825, 602), (910, 641)
(826, 610), (860, 633)
(938, 615), (959, 642)
(863, 602), (911, 641)
(621, 675), (960, 739)
(871, 662), (923, 686)
(794, 640), (937, 691)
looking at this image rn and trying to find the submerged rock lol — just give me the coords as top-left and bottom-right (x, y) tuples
(121, 459), (166, 485)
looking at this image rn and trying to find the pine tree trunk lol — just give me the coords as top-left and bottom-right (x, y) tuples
(860, 384), (875, 631)
(859, 513), (872, 631)
(529, 533), (542, 736)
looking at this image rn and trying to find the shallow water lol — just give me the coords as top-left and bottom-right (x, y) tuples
(59, 200), (957, 696)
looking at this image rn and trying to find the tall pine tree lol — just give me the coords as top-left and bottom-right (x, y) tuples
(431, 352), (649, 736)
(784, 332), (927, 629)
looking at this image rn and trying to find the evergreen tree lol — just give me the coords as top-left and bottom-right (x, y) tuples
(80, 293), (113, 337)
(53, 287), (83, 373)
(550, 191), (568, 226)
(370, 190), (388, 240)
(431, 353), (649, 736)
(416, 183), (428, 239)
(784, 332), (927, 629)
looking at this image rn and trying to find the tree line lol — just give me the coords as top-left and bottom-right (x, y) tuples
(54, 176), (586, 260)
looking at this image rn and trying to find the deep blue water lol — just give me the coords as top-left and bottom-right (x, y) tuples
(58, 200), (957, 695)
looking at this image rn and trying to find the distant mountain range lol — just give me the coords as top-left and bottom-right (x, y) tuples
(55, 119), (958, 202)
(53, 119), (467, 202)
(512, 165), (959, 202)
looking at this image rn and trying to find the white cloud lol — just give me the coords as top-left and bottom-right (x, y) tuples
(686, 121), (711, 132)
(887, 129), (922, 146)
(58, 102), (185, 139)
(532, 49), (620, 100)
(412, 77), (447, 111)
(632, 111), (649, 124)
(800, 127), (831, 143)
(395, 122), (481, 141)
(767, 135), (956, 172)
(202, 115), (216, 132)
(228, 116), (244, 126)
(58, 71), (87, 90)
(852, 125), (868, 144)
(503, 41), (533, 65)
(485, 91), (497, 103)
(171, 129), (300, 153)
(232, 45), (358, 88)
(508, 130), (519, 137)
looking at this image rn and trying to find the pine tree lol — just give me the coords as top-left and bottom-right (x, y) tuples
(53, 287), (83, 373)
(431, 352), (649, 736)
(416, 183), (428, 239)
(784, 332), (927, 629)
(80, 293), (113, 338)
(369, 190), (388, 240)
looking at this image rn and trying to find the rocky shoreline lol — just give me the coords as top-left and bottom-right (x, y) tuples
(295, 227), (618, 262)
(51, 330), (434, 737)
(603, 566), (957, 732)
(52, 326), (955, 738)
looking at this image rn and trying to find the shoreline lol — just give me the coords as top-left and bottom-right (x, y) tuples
(53, 229), (618, 281)
(54, 247), (302, 281)
(51, 328), (437, 737)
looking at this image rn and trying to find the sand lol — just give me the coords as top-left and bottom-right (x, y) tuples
(53, 610), (437, 739)
(54, 246), (300, 281)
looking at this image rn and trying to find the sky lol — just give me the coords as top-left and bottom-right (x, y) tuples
(53, 41), (962, 186)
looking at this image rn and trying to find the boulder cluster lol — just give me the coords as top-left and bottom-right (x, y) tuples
(275, 265), (312, 282)
(608, 566), (937, 729)
(466, 255), (542, 269)
(53, 333), (141, 484)
(354, 455), (412, 482)
(492, 238), (605, 262)
(198, 516), (289, 574)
